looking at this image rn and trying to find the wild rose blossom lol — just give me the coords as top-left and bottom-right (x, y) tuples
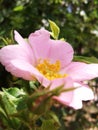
(0, 28), (98, 109)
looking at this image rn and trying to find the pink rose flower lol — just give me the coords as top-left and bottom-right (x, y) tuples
(0, 29), (97, 109)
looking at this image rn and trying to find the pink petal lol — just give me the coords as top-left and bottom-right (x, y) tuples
(28, 28), (50, 61)
(6, 59), (41, 80)
(69, 82), (94, 109)
(14, 30), (28, 45)
(29, 28), (74, 67)
(69, 97), (82, 109)
(51, 77), (74, 104)
(5, 59), (50, 86)
(0, 45), (35, 67)
(14, 30), (36, 64)
(64, 62), (98, 81)
(48, 40), (74, 68)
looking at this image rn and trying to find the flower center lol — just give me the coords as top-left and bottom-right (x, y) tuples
(36, 59), (67, 80)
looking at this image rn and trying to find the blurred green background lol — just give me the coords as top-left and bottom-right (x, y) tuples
(0, 0), (98, 129)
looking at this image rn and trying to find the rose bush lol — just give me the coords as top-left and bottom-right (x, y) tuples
(0, 28), (98, 109)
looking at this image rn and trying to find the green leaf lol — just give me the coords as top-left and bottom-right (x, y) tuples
(41, 120), (58, 130)
(0, 88), (27, 114)
(29, 81), (40, 91)
(49, 20), (60, 39)
(5, 87), (25, 98)
(73, 56), (98, 64)
(60, 38), (66, 41)
(16, 96), (27, 111)
(0, 90), (20, 128)
(49, 112), (60, 126)
(0, 37), (8, 46)
(1, 89), (17, 114)
(13, 5), (24, 12)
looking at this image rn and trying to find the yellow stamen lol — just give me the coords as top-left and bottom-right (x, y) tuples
(36, 59), (67, 80)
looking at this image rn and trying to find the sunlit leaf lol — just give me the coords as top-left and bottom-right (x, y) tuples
(13, 6), (24, 12)
(49, 20), (60, 39)
(73, 56), (98, 64)
(41, 119), (58, 130)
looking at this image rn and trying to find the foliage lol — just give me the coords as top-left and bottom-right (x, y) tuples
(0, 83), (61, 130)
(0, 0), (98, 56)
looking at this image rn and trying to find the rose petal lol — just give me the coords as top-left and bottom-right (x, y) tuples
(63, 62), (98, 81)
(69, 82), (94, 109)
(51, 77), (74, 104)
(29, 28), (74, 67)
(28, 28), (50, 61)
(14, 30), (36, 64)
(5, 59), (50, 87)
(14, 30), (28, 45)
(0, 45), (35, 66)
(48, 40), (74, 68)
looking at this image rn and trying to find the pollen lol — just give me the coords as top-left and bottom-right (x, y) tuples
(36, 59), (67, 80)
